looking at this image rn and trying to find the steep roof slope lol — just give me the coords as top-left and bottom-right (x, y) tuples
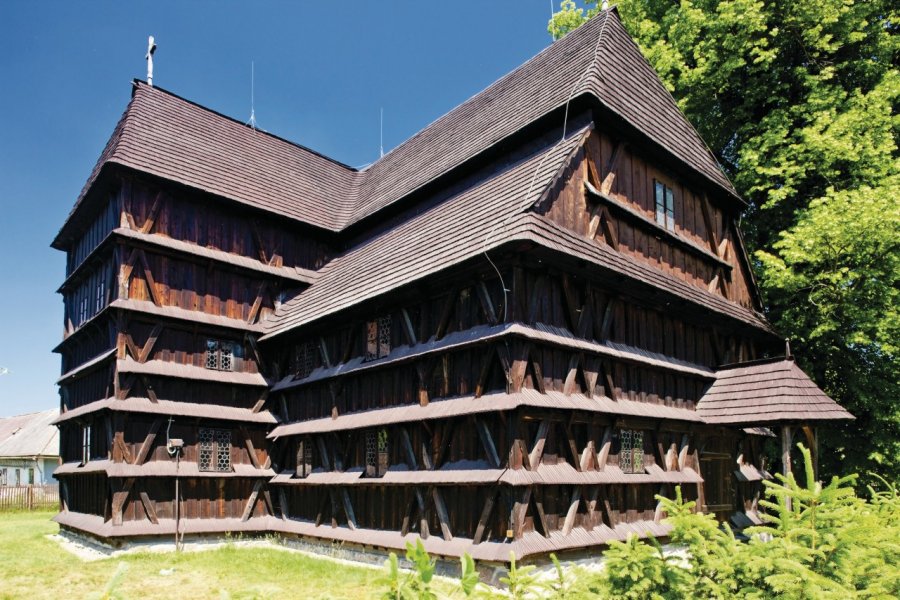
(0, 409), (59, 458)
(262, 125), (592, 338)
(57, 8), (737, 247)
(55, 83), (358, 244)
(347, 8), (735, 227)
(697, 359), (854, 424)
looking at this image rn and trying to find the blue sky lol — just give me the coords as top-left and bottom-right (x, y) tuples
(0, 1), (557, 416)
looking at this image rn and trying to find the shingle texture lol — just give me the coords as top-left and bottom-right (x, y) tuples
(262, 126), (590, 337)
(697, 358), (854, 424)
(0, 409), (59, 458)
(57, 8), (735, 245)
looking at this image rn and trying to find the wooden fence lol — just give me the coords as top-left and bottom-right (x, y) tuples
(0, 485), (59, 511)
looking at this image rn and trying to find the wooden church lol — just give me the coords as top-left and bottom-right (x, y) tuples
(51, 8), (852, 562)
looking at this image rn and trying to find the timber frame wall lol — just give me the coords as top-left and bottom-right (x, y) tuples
(260, 126), (776, 560)
(52, 11), (796, 560)
(54, 169), (330, 532)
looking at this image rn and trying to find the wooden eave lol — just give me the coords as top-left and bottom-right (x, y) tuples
(55, 299), (264, 353)
(54, 459), (273, 478)
(269, 463), (701, 488)
(53, 397), (277, 425)
(117, 358), (268, 387)
(58, 228), (316, 294)
(584, 181), (732, 269)
(53, 509), (673, 562)
(269, 388), (703, 439)
(273, 321), (713, 395)
(519, 215), (776, 337)
(56, 349), (116, 384)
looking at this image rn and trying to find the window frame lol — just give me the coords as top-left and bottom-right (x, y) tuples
(296, 439), (314, 478)
(365, 315), (392, 362)
(198, 427), (233, 473)
(365, 428), (390, 478)
(619, 428), (645, 474)
(205, 340), (237, 372)
(654, 179), (676, 232)
(81, 424), (92, 465)
(294, 340), (317, 379)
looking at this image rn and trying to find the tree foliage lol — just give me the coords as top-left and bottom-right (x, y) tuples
(549, 0), (900, 481)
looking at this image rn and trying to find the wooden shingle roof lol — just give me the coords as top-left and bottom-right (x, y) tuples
(261, 124), (592, 337)
(698, 358), (854, 424)
(0, 409), (59, 459)
(55, 8), (737, 248)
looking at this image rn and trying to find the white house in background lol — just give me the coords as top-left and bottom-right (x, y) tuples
(0, 409), (59, 486)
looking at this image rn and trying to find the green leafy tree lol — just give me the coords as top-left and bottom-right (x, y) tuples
(550, 0), (900, 481)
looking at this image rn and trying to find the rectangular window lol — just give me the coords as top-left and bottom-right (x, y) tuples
(205, 340), (236, 371)
(365, 315), (392, 361)
(95, 276), (105, 313)
(0, 468), (6, 486)
(27, 468), (34, 485)
(365, 429), (389, 477)
(82, 425), (92, 464)
(294, 341), (317, 379)
(199, 428), (232, 472)
(654, 180), (676, 232)
(619, 429), (645, 474)
(296, 439), (314, 478)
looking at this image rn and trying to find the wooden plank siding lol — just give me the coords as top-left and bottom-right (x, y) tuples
(540, 130), (757, 310)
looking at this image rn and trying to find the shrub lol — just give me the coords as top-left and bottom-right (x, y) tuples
(377, 444), (899, 598)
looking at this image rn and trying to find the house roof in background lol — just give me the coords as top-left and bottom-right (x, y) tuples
(0, 409), (59, 458)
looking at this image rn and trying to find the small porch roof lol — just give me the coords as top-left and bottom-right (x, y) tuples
(697, 358), (854, 425)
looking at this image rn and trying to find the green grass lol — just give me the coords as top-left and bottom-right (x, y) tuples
(0, 511), (387, 599)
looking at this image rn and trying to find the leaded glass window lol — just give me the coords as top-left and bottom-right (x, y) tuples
(199, 427), (232, 472)
(365, 429), (389, 477)
(619, 429), (645, 474)
(296, 439), (314, 478)
(654, 180), (676, 232)
(365, 315), (392, 361)
(293, 341), (317, 379)
(205, 340), (236, 371)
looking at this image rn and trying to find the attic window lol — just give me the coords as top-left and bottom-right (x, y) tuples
(296, 439), (314, 478)
(365, 429), (389, 478)
(365, 316), (392, 361)
(619, 429), (645, 474)
(199, 428), (232, 472)
(206, 340), (235, 371)
(654, 181), (676, 232)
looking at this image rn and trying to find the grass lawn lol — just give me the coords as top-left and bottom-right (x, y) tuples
(0, 510), (389, 599)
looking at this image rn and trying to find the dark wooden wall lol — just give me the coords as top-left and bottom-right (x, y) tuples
(541, 130), (758, 310)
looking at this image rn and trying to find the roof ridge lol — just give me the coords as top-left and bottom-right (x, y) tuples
(363, 11), (611, 173)
(131, 80), (358, 173)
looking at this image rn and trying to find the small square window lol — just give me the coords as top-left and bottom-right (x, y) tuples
(206, 340), (237, 371)
(619, 429), (645, 474)
(199, 427), (232, 472)
(296, 439), (314, 478)
(365, 316), (392, 361)
(654, 180), (676, 232)
(365, 429), (389, 477)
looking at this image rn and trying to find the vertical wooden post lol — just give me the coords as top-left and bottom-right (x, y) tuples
(781, 425), (793, 511)
(781, 425), (793, 477)
(801, 425), (818, 482)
